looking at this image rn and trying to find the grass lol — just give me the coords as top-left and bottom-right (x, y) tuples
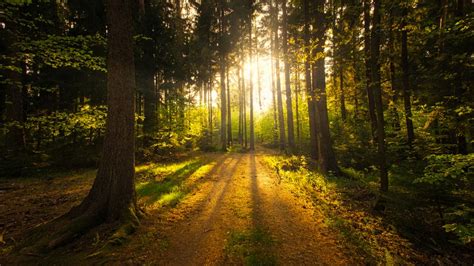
(225, 227), (276, 266)
(136, 159), (211, 208)
(260, 154), (406, 264)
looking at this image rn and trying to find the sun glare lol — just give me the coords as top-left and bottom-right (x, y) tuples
(243, 56), (274, 115)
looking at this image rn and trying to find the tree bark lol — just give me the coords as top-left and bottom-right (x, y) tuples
(364, 0), (377, 143)
(313, 0), (338, 174)
(273, 0), (286, 151)
(282, 0), (295, 151)
(249, 10), (255, 151)
(20, 0), (142, 253)
(219, 2), (227, 151)
(303, 0), (318, 159)
(226, 61), (232, 146)
(371, 0), (389, 192)
(401, 8), (415, 145)
(141, 1), (157, 135)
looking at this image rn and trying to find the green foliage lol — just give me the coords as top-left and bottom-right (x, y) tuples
(17, 34), (106, 72)
(264, 155), (327, 193)
(414, 153), (474, 244)
(443, 205), (474, 244)
(415, 153), (473, 188)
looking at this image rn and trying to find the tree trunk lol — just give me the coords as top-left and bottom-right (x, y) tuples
(226, 61), (232, 146)
(219, 4), (227, 151)
(313, 0), (338, 174)
(249, 13), (255, 151)
(388, 9), (400, 131)
(141, 3), (157, 135)
(238, 62), (243, 145)
(295, 64), (301, 147)
(401, 8), (415, 146)
(364, 0), (377, 143)
(274, 0), (286, 151)
(304, 0), (318, 159)
(340, 67), (347, 121)
(282, 0), (295, 151)
(371, 0), (389, 192)
(21, 0), (141, 253)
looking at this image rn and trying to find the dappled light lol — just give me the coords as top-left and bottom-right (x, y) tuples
(1, 0), (472, 264)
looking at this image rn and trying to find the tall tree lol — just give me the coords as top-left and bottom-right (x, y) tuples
(248, 0), (255, 151)
(139, 1), (157, 136)
(401, 5), (414, 145)
(364, 0), (377, 142)
(303, 0), (318, 159)
(273, 0), (286, 151)
(312, 0), (338, 174)
(21, 0), (140, 252)
(219, 1), (227, 151)
(371, 0), (388, 192)
(282, 0), (295, 151)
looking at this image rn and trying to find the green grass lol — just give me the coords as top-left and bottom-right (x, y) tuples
(225, 227), (276, 266)
(136, 159), (207, 207)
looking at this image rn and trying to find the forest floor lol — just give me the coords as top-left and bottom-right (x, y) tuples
(0, 150), (471, 265)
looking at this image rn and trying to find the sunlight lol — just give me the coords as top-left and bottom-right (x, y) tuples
(243, 56), (274, 115)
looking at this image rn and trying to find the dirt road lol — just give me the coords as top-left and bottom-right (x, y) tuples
(116, 152), (352, 265)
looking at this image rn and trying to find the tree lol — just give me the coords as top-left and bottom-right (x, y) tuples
(20, 0), (141, 252)
(273, 0), (286, 151)
(364, 0), (377, 142)
(401, 4), (414, 146)
(303, 0), (318, 160)
(219, 0), (227, 151)
(312, 0), (338, 174)
(370, 0), (388, 192)
(282, 0), (295, 151)
(248, 0), (255, 151)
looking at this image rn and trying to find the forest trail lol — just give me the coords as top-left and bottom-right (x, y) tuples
(115, 151), (352, 265)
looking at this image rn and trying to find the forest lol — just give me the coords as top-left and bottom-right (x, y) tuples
(0, 0), (473, 264)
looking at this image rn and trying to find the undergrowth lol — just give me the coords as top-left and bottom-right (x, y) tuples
(262, 154), (422, 264)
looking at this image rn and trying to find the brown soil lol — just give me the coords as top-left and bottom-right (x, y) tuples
(113, 151), (353, 265)
(0, 151), (357, 265)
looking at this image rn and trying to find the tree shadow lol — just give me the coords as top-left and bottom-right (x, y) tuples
(136, 160), (206, 206)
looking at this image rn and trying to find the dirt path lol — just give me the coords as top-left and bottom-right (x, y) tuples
(116, 151), (352, 265)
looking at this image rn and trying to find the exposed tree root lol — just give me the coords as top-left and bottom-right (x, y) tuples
(16, 203), (144, 257)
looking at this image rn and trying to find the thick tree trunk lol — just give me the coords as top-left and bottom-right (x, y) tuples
(20, 0), (141, 253)
(282, 0), (295, 151)
(371, 0), (389, 192)
(77, 0), (138, 222)
(313, 0), (338, 174)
